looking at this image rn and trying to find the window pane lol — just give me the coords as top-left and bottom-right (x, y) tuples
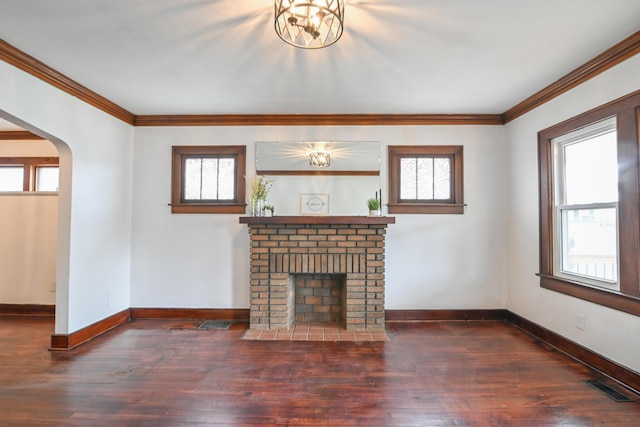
(0, 167), (24, 191)
(561, 208), (617, 283)
(400, 158), (417, 199)
(36, 167), (59, 191)
(184, 158), (203, 200)
(183, 157), (236, 201)
(416, 158), (434, 199)
(400, 156), (451, 201)
(218, 158), (235, 200)
(564, 130), (617, 205)
(200, 158), (219, 199)
(433, 158), (451, 199)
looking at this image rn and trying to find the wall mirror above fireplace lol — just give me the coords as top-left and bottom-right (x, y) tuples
(254, 141), (382, 216)
(256, 141), (380, 175)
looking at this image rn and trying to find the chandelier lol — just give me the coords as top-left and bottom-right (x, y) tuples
(309, 150), (331, 167)
(274, 0), (345, 49)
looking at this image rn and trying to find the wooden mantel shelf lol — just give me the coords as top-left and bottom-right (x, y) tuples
(239, 215), (395, 225)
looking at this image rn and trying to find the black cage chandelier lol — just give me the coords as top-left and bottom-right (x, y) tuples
(274, 0), (345, 49)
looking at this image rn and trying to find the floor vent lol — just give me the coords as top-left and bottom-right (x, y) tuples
(197, 320), (233, 330)
(585, 380), (635, 402)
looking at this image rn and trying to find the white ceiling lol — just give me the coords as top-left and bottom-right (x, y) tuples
(0, 0), (639, 127)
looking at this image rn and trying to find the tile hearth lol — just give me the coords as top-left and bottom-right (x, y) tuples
(242, 322), (390, 342)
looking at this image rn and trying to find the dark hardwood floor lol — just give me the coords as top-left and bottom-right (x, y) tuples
(1, 316), (639, 426)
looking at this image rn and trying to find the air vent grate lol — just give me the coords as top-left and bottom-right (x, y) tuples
(585, 380), (635, 402)
(197, 320), (233, 330)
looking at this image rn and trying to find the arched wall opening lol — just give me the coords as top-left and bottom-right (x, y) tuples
(0, 111), (72, 334)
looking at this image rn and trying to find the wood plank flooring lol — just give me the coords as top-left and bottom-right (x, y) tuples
(1, 316), (639, 426)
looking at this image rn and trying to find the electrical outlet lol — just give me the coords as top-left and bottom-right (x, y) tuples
(576, 313), (586, 330)
(49, 281), (56, 292)
(104, 292), (110, 307)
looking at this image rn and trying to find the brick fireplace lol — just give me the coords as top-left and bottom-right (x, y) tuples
(240, 216), (395, 331)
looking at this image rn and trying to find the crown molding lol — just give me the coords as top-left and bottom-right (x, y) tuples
(0, 39), (135, 125)
(1, 30), (639, 128)
(0, 130), (44, 140)
(134, 113), (503, 126)
(503, 31), (640, 124)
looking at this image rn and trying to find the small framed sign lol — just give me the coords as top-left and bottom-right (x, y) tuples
(300, 193), (330, 215)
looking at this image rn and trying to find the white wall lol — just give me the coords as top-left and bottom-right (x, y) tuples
(0, 194), (57, 304)
(505, 54), (640, 372)
(0, 139), (59, 304)
(131, 125), (508, 310)
(0, 60), (134, 334)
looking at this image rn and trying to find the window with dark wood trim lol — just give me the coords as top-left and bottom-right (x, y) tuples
(0, 157), (59, 192)
(171, 146), (246, 214)
(387, 145), (464, 214)
(538, 89), (640, 317)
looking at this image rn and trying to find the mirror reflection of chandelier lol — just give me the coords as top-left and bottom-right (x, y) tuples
(274, 0), (345, 49)
(309, 150), (331, 167)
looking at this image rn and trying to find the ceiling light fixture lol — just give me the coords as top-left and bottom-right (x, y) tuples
(274, 0), (345, 49)
(309, 150), (331, 167)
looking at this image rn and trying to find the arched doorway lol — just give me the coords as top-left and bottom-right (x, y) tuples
(0, 113), (71, 335)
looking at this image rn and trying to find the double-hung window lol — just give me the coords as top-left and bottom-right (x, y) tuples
(538, 89), (640, 316)
(171, 146), (246, 214)
(552, 118), (618, 288)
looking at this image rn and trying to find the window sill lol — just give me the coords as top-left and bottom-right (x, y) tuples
(387, 203), (465, 214)
(0, 191), (59, 196)
(171, 203), (246, 214)
(539, 274), (640, 317)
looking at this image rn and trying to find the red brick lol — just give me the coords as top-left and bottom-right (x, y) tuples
(298, 241), (318, 248)
(250, 235), (271, 241)
(258, 228), (278, 234)
(271, 235), (291, 241)
(309, 248), (328, 254)
(277, 228), (298, 235)
(257, 241), (279, 247)
(355, 228), (377, 235)
(337, 241), (357, 248)
(318, 241), (337, 248)
(289, 235), (309, 241)
(313, 229), (334, 235)
(278, 241), (299, 248)
(298, 229), (318, 235)
(347, 235), (367, 241)
(328, 248), (347, 255)
(356, 241), (376, 248)
(337, 229), (357, 235)
(288, 248), (308, 254)
(309, 235), (329, 241)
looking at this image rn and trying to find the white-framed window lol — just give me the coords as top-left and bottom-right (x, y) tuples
(0, 157), (59, 192)
(0, 166), (24, 191)
(35, 166), (60, 191)
(552, 117), (618, 289)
